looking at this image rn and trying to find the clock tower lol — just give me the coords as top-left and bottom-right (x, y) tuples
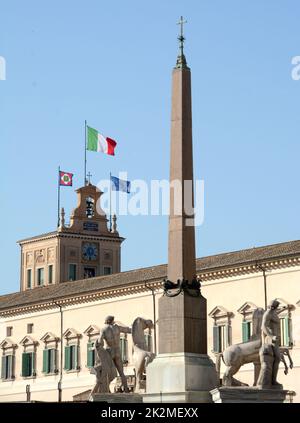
(18, 183), (124, 291)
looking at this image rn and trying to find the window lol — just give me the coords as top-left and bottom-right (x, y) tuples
(242, 321), (252, 343)
(68, 264), (77, 281)
(273, 299), (294, 348)
(86, 197), (95, 218)
(27, 269), (32, 289)
(37, 268), (44, 286)
(84, 267), (96, 278)
(48, 265), (53, 284)
(64, 345), (79, 371)
(119, 337), (128, 364)
(27, 323), (34, 334)
(42, 348), (57, 374)
(87, 341), (95, 368)
(237, 302), (258, 344)
(6, 327), (13, 337)
(209, 306), (233, 354)
(213, 325), (230, 353)
(280, 317), (292, 347)
(103, 266), (112, 275)
(21, 352), (36, 377)
(1, 354), (15, 380)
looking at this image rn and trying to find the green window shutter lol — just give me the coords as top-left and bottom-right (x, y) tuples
(288, 318), (292, 346)
(87, 342), (94, 368)
(7, 355), (12, 379)
(11, 355), (15, 379)
(124, 338), (128, 362)
(31, 352), (36, 376)
(74, 345), (79, 370)
(27, 269), (32, 289)
(242, 321), (248, 342)
(64, 346), (71, 370)
(224, 324), (231, 348)
(48, 265), (53, 284)
(22, 352), (30, 377)
(42, 349), (49, 373)
(213, 325), (220, 353)
(68, 265), (77, 281)
(1, 356), (6, 379)
(21, 353), (26, 376)
(284, 317), (290, 347)
(50, 349), (57, 373)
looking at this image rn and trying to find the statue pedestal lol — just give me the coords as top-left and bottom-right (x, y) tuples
(143, 352), (219, 403)
(210, 387), (295, 403)
(89, 393), (143, 403)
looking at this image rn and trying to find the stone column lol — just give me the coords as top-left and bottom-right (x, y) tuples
(144, 30), (218, 403)
(159, 64), (207, 356)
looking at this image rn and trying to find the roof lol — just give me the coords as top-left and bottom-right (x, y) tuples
(1, 239), (300, 313)
(18, 231), (58, 244)
(18, 230), (123, 244)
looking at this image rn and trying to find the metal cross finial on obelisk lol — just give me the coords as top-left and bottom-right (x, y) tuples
(176, 16), (188, 69)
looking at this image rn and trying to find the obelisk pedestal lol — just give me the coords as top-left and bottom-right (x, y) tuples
(143, 20), (218, 403)
(144, 294), (218, 403)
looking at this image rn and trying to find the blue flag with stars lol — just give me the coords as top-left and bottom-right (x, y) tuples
(110, 175), (131, 193)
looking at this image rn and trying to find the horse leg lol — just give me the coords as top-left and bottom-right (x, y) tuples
(222, 364), (241, 386)
(135, 370), (141, 393)
(280, 353), (288, 375)
(286, 350), (294, 369)
(253, 362), (261, 386)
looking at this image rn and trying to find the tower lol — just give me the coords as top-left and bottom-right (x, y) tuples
(145, 18), (218, 403)
(19, 183), (124, 291)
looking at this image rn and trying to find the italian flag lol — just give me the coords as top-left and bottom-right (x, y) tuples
(87, 126), (117, 156)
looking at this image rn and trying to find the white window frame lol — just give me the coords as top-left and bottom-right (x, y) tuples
(209, 306), (233, 354)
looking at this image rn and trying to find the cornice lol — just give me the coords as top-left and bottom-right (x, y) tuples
(18, 233), (58, 245)
(1, 255), (300, 317)
(19, 232), (124, 246)
(0, 280), (162, 317)
(59, 233), (124, 243)
(199, 256), (300, 281)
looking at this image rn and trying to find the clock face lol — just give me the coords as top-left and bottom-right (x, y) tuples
(82, 243), (98, 261)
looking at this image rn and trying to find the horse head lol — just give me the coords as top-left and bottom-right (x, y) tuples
(251, 307), (264, 340)
(132, 317), (154, 348)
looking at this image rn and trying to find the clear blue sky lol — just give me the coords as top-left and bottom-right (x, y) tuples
(1, 1), (300, 295)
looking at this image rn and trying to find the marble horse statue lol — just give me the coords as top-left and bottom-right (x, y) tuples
(216, 308), (264, 386)
(132, 317), (155, 392)
(216, 307), (293, 386)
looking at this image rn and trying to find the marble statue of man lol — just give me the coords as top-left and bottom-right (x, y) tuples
(98, 315), (132, 393)
(257, 299), (282, 388)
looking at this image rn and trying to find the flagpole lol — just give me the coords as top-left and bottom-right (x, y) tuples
(84, 120), (87, 186)
(109, 172), (112, 231)
(57, 166), (61, 227)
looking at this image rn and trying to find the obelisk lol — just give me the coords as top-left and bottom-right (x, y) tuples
(144, 18), (218, 403)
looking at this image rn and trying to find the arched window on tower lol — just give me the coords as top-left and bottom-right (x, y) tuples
(86, 197), (95, 219)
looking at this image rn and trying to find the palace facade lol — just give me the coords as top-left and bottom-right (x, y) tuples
(0, 183), (300, 401)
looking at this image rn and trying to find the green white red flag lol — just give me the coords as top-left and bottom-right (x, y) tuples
(87, 126), (117, 156)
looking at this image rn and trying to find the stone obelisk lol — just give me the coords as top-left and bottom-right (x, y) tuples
(144, 18), (218, 403)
